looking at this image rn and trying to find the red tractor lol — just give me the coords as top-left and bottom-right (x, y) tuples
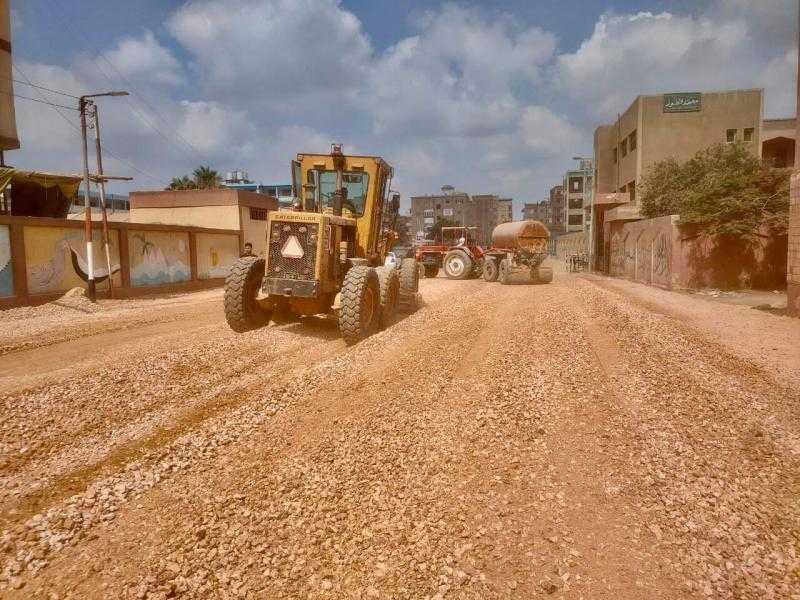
(415, 226), (485, 279)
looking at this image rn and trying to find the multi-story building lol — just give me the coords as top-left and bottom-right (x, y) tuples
(497, 198), (513, 226)
(410, 191), (511, 245)
(548, 185), (566, 234)
(591, 88), (778, 271)
(410, 190), (474, 243)
(221, 170), (294, 208)
(562, 159), (593, 234)
(522, 201), (550, 223)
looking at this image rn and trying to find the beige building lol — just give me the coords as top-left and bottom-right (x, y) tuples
(590, 88), (791, 272)
(129, 189), (278, 255)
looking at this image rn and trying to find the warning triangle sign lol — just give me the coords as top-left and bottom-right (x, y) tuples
(281, 235), (305, 259)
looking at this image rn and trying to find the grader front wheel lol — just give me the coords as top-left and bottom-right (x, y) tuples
(224, 256), (272, 332)
(339, 266), (381, 344)
(482, 258), (499, 282)
(498, 259), (512, 285)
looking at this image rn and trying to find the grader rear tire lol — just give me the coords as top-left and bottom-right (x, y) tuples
(398, 258), (419, 312)
(483, 258), (499, 282)
(443, 250), (472, 280)
(339, 266), (381, 344)
(376, 266), (400, 327)
(224, 256), (271, 332)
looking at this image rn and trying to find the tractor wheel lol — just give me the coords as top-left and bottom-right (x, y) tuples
(443, 250), (473, 280)
(398, 258), (419, 312)
(224, 256), (271, 332)
(376, 265), (400, 327)
(339, 266), (381, 344)
(533, 266), (553, 284)
(423, 264), (439, 278)
(498, 258), (512, 285)
(483, 257), (499, 282)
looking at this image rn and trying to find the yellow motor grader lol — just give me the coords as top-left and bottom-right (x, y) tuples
(223, 145), (419, 343)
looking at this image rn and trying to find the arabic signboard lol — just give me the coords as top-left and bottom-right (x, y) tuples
(663, 92), (701, 113)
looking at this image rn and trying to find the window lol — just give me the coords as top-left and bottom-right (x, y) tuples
(311, 170), (369, 216)
(250, 207), (268, 220)
(743, 128), (754, 142)
(436, 203), (441, 209)
(629, 130), (637, 151)
(443, 208), (454, 217)
(613, 148), (618, 164)
(568, 214), (583, 226)
(423, 209), (434, 217)
(569, 177), (582, 193)
(621, 138), (628, 157)
(569, 198), (583, 210)
(726, 129), (737, 143)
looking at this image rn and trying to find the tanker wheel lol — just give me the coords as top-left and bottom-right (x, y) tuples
(224, 256), (271, 332)
(339, 266), (381, 344)
(443, 250), (473, 280)
(376, 265), (400, 327)
(398, 258), (419, 312)
(498, 258), (512, 285)
(423, 264), (439, 278)
(482, 258), (499, 282)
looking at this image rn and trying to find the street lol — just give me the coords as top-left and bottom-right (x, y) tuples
(1, 264), (799, 599)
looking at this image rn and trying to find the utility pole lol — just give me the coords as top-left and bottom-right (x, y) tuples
(92, 105), (114, 298)
(78, 90), (128, 302)
(79, 96), (95, 301)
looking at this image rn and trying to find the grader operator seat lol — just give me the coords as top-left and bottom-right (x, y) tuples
(223, 144), (420, 343)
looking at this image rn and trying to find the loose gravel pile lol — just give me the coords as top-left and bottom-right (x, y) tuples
(1, 270), (798, 599)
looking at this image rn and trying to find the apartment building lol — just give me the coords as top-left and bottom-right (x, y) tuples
(410, 191), (514, 245)
(562, 159), (593, 233)
(522, 201), (549, 223)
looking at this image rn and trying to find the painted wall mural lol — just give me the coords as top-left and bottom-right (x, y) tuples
(0, 225), (12, 298)
(129, 230), (190, 287)
(196, 233), (239, 280)
(24, 226), (121, 295)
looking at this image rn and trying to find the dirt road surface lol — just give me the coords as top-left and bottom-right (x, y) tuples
(1, 265), (799, 599)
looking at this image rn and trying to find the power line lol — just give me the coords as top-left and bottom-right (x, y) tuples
(11, 63), (166, 186)
(39, 0), (211, 166)
(0, 88), (77, 111)
(0, 74), (80, 99)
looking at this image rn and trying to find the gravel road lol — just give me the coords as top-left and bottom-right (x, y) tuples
(1, 265), (799, 599)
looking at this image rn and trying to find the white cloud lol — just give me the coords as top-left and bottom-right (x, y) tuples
(519, 106), (583, 156)
(555, 7), (793, 121)
(102, 31), (184, 87)
(167, 0), (371, 110)
(177, 100), (249, 153)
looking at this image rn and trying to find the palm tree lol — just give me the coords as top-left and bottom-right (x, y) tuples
(167, 175), (196, 191)
(192, 166), (220, 189)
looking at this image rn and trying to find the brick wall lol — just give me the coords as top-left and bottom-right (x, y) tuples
(789, 174), (800, 315)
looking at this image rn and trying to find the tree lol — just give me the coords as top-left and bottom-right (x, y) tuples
(166, 166), (220, 191)
(167, 175), (196, 191)
(192, 166), (220, 189)
(639, 143), (790, 238)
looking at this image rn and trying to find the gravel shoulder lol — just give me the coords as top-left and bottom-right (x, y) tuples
(1, 270), (798, 599)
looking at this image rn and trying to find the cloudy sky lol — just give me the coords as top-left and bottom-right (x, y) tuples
(7, 0), (797, 214)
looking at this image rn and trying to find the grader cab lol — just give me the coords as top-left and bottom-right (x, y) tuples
(224, 145), (419, 343)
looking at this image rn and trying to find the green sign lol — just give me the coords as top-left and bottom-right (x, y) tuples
(663, 92), (701, 113)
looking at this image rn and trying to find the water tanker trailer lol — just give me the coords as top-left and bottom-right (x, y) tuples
(482, 220), (552, 285)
